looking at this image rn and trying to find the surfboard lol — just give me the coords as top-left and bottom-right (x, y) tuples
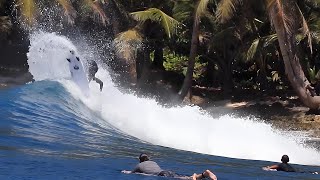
(66, 50), (90, 96)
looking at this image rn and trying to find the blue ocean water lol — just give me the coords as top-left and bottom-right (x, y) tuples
(0, 81), (319, 180)
(1, 32), (320, 179)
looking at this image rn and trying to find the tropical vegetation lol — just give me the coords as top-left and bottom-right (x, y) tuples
(2, 0), (320, 109)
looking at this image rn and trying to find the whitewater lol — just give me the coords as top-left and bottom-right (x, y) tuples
(26, 31), (320, 166)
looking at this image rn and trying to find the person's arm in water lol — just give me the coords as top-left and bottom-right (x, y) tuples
(121, 170), (132, 174)
(192, 170), (217, 180)
(122, 165), (140, 174)
(93, 77), (103, 91)
(263, 164), (279, 170)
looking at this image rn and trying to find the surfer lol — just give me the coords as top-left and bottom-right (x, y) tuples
(263, 155), (296, 172)
(263, 155), (319, 174)
(122, 153), (218, 180)
(88, 60), (103, 91)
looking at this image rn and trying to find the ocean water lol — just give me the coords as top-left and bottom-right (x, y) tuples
(1, 32), (320, 179)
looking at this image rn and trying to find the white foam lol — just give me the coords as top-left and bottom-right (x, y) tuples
(28, 32), (320, 165)
(28, 32), (90, 96)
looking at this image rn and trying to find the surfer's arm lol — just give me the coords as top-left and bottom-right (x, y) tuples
(263, 165), (278, 170)
(121, 170), (132, 174)
(93, 77), (103, 91)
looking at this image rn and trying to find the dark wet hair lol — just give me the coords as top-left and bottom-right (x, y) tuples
(139, 153), (149, 163)
(281, 155), (289, 163)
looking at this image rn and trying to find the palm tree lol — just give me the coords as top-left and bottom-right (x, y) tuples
(113, 8), (180, 85)
(178, 0), (212, 101)
(266, 0), (320, 109)
(246, 33), (278, 89)
(214, 0), (320, 109)
(16, 0), (108, 26)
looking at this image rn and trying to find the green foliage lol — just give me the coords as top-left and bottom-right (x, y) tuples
(130, 8), (181, 38)
(163, 48), (207, 79)
(307, 66), (320, 84)
(172, 0), (193, 22)
(246, 34), (277, 62)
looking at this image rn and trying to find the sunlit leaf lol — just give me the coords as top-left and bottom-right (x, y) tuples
(246, 38), (259, 62)
(271, 71), (280, 82)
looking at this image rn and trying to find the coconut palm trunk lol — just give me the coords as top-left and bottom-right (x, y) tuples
(267, 0), (320, 110)
(178, 0), (200, 101)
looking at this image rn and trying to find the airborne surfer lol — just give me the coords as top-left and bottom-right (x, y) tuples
(88, 60), (103, 91)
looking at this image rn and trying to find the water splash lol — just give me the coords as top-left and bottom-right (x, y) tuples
(27, 31), (320, 165)
(27, 32), (78, 81)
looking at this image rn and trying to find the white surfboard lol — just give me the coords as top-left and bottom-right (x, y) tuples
(66, 50), (90, 96)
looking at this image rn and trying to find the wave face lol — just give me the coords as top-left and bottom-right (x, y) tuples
(24, 32), (320, 166)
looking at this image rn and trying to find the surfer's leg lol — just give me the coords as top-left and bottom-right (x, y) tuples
(93, 77), (103, 91)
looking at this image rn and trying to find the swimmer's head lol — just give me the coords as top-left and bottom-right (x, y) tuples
(139, 153), (149, 163)
(281, 155), (289, 163)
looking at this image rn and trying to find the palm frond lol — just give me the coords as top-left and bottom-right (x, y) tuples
(246, 38), (260, 62)
(263, 33), (278, 47)
(246, 34), (277, 62)
(18, 0), (36, 25)
(83, 0), (108, 26)
(56, 0), (77, 25)
(172, 0), (193, 22)
(130, 8), (180, 38)
(296, 2), (312, 54)
(215, 0), (242, 23)
(195, 0), (212, 24)
(114, 29), (143, 61)
(266, 0), (293, 36)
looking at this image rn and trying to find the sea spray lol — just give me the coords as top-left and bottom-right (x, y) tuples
(27, 31), (320, 165)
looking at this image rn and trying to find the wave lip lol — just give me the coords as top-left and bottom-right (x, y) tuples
(26, 31), (320, 166)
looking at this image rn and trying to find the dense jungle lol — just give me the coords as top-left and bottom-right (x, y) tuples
(2, 0), (320, 136)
